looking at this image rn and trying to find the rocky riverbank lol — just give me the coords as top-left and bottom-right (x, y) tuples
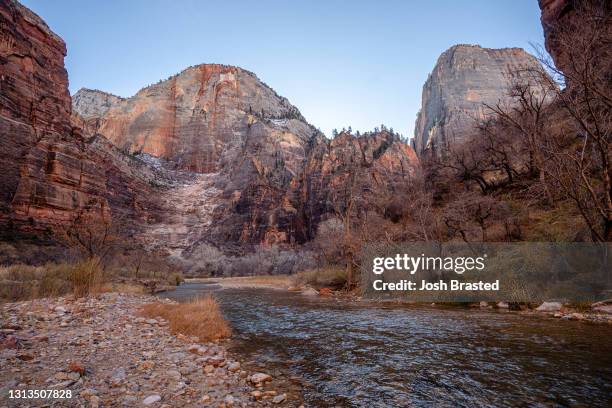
(0, 293), (296, 407)
(193, 277), (612, 325)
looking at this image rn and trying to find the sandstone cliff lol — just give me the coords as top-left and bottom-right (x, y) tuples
(539, 0), (610, 76)
(1, 0), (420, 261)
(73, 88), (124, 119)
(78, 65), (314, 174)
(413, 45), (543, 155)
(0, 0), (109, 232)
(76, 67), (420, 251)
(539, 0), (572, 70)
(291, 131), (419, 241)
(73, 66), (322, 247)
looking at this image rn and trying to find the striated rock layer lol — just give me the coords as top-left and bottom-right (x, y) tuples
(413, 44), (543, 155)
(75, 65), (313, 174)
(76, 79), (420, 251)
(0, 0), (109, 231)
(1, 0), (419, 260)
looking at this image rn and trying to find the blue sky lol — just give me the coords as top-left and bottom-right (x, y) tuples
(21, 0), (545, 139)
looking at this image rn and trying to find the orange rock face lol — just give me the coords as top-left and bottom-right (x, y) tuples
(0, 0), (109, 233)
(80, 64), (313, 174)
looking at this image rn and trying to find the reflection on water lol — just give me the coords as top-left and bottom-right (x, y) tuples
(163, 283), (612, 407)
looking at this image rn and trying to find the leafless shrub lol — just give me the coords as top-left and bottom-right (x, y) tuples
(54, 199), (118, 263)
(182, 244), (318, 277)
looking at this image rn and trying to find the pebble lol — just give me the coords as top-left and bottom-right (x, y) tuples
(536, 302), (562, 312)
(167, 369), (181, 381)
(0, 293), (280, 407)
(272, 393), (287, 404)
(89, 395), (100, 408)
(250, 372), (272, 384)
(143, 394), (161, 405)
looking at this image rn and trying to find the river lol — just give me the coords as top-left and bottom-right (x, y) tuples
(163, 282), (612, 407)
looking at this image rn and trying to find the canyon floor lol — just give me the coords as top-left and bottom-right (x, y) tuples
(0, 293), (295, 408)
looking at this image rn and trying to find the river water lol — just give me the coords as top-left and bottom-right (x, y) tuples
(163, 283), (612, 407)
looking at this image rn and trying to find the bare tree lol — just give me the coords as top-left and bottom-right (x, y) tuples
(56, 199), (118, 263)
(533, 0), (611, 240)
(484, 78), (557, 204)
(443, 192), (509, 242)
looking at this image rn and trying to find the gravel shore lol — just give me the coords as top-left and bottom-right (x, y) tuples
(0, 293), (294, 407)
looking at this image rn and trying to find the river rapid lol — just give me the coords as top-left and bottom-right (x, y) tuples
(162, 283), (612, 408)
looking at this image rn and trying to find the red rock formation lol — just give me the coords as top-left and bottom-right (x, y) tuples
(0, 0), (109, 233)
(287, 131), (419, 242)
(73, 66), (322, 247)
(538, 0), (610, 75)
(1, 0), (420, 259)
(76, 65), (312, 174)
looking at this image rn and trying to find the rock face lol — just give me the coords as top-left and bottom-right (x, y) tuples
(539, 0), (572, 70)
(73, 67), (323, 248)
(291, 131), (418, 241)
(413, 44), (543, 155)
(72, 88), (124, 119)
(80, 65), (313, 174)
(0, 0), (109, 231)
(77, 67), (420, 251)
(539, 0), (610, 75)
(1, 0), (419, 261)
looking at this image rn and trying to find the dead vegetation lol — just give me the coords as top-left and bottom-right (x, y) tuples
(0, 259), (103, 301)
(139, 295), (231, 342)
(291, 266), (347, 290)
(302, 1), (611, 292)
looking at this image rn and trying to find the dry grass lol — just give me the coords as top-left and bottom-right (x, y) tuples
(140, 295), (231, 342)
(223, 275), (292, 288)
(291, 266), (347, 289)
(0, 257), (185, 302)
(99, 281), (145, 294)
(0, 259), (104, 301)
(69, 258), (104, 298)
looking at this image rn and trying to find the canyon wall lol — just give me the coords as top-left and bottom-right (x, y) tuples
(76, 70), (420, 251)
(413, 45), (543, 155)
(0, 0), (109, 232)
(539, 0), (573, 71)
(539, 0), (610, 76)
(1, 0), (420, 261)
